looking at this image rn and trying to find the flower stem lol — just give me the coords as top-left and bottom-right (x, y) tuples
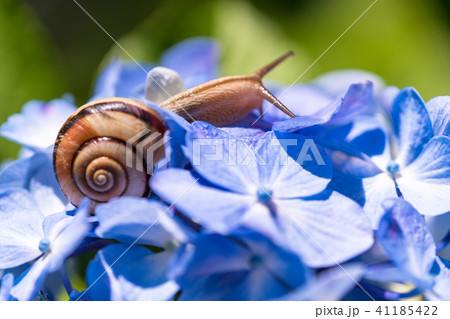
(59, 267), (73, 296)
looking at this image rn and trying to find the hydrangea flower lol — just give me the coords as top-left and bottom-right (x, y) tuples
(170, 228), (311, 301)
(311, 88), (450, 227)
(151, 122), (373, 267)
(79, 197), (191, 300)
(363, 198), (450, 300)
(0, 97), (76, 153)
(0, 194), (90, 300)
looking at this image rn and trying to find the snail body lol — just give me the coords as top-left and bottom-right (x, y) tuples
(156, 51), (296, 127)
(53, 97), (165, 210)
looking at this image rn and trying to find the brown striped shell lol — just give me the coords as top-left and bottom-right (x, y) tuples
(53, 97), (166, 211)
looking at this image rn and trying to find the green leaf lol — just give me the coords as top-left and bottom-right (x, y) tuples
(0, 0), (65, 161)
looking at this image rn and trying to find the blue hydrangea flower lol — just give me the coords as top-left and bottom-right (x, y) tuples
(79, 197), (192, 300)
(376, 198), (436, 289)
(0, 97), (76, 153)
(322, 88), (450, 227)
(170, 228), (311, 301)
(151, 122), (373, 267)
(84, 244), (179, 301)
(0, 195), (90, 300)
(364, 198), (450, 300)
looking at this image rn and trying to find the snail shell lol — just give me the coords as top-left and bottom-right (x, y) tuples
(53, 97), (165, 211)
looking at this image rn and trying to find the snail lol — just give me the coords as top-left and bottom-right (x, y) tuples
(153, 51), (296, 127)
(53, 52), (297, 211)
(53, 97), (165, 211)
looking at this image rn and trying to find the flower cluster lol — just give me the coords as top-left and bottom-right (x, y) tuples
(0, 38), (449, 301)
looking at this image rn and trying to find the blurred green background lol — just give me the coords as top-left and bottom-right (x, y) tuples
(0, 0), (449, 162)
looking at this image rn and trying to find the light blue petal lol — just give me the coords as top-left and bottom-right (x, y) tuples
(219, 127), (265, 147)
(151, 103), (192, 169)
(326, 81), (373, 126)
(48, 199), (91, 270)
(255, 131), (332, 198)
(184, 122), (259, 194)
(161, 37), (220, 89)
(86, 244), (178, 301)
(0, 98), (76, 151)
(272, 81), (373, 132)
(0, 189), (44, 268)
(391, 87), (433, 167)
(9, 255), (52, 300)
(277, 263), (366, 301)
(396, 136), (450, 216)
(272, 98), (341, 132)
(0, 152), (67, 216)
(376, 198), (436, 288)
(426, 96), (450, 136)
(92, 59), (153, 100)
(0, 152), (49, 189)
(95, 197), (190, 246)
(274, 192), (373, 267)
(424, 257), (450, 301)
(313, 69), (385, 98)
(0, 273), (14, 301)
(151, 169), (255, 233)
(361, 173), (399, 228)
(364, 263), (411, 284)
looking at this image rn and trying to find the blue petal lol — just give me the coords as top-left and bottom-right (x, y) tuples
(396, 136), (450, 216)
(86, 244), (178, 301)
(9, 199), (90, 300)
(376, 198), (436, 288)
(273, 81), (373, 132)
(47, 199), (91, 269)
(175, 230), (308, 301)
(151, 169), (254, 233)
(424, 257), (450, 301)
(184, 122), (259, 194)
(92, 59), (153, 100)
(272, 192), (373, 267)
(0, 273), (14, 301)
(426, 96), (450, 136)
(0, 152), (68, 216)
(255, 131), (332, 198)
(326, 81), (373, 126)
(219, 127), (266, 147)
(0, 98), (76, 151)
(312, 69), (384, 98)
(95, 197), (190, 246)
(161, 37), (220, 89)
(277, 263), (366, 301)
(0, 189), (44, 269)
(391, 88), (433, 167)
(361, 173), (399, 228)
(151, 103), (192, 168)
(9, 255), (52, 300)
(272, 99), (341, 132)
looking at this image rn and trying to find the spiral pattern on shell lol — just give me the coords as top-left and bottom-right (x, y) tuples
(53, 97), (166, 211)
